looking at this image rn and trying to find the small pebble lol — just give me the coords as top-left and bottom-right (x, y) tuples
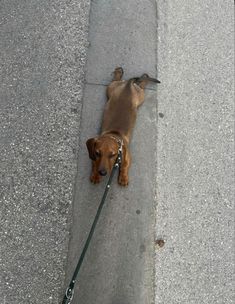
(155, 238), (165, 248)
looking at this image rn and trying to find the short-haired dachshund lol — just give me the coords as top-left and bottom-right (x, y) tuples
(86, 67), (160, 186)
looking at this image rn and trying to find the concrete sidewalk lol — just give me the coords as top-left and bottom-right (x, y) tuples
(63, 0), (159, 303)
(155, 1), (234, 303)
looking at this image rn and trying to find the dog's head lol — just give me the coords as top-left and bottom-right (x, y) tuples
(86, 136), (120, 176)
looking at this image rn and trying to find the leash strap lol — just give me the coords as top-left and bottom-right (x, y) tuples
(62, 148), (122, 304)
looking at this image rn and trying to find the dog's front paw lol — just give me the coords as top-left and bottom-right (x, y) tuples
(90, 174), (101, 184)
(118, 174), (129, 186)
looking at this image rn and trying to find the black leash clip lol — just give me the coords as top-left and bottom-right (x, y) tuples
(62, 286), (74, 304)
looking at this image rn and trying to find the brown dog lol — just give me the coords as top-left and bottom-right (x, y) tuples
(86, 67), (160, 186)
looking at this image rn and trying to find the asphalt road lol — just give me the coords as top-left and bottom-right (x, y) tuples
(155, 1), (234, 303)
(0, 1), (90, 303)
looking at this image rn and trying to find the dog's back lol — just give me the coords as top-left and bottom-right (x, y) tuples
(101, 80), (139, 142)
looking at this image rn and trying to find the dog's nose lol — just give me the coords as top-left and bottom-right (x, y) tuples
(99, 169), (107, 176)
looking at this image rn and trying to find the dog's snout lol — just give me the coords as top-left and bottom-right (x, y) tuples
(98, 169), (107, 176)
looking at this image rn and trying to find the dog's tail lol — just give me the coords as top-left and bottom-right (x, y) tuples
(130, 73), (160, 89)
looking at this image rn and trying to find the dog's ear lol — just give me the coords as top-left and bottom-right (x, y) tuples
(86, 138), (97, 160)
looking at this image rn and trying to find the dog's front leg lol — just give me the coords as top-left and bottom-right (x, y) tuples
(90, 161), (102, 184)
(118, 146), (130, 186)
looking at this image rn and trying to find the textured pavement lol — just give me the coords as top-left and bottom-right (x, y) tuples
(155, 1), (234, 303)
(1, 0), (234, 304)
(0, 1), (90, 303)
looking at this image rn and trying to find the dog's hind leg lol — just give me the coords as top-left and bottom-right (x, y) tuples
(112, 67), (124, 81)
(135, 74), (160, 89)
(106, 67), (124, 99)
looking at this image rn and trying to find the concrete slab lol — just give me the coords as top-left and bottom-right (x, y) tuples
(0, 1), (90, 303)
(85, 0), (158, 83)
(64, 1), (160, 303)
(155, 1), (234, 303)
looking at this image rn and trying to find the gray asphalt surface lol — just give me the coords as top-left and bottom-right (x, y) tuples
(0, 1), (90, 303)
(155, 1), (234, 303)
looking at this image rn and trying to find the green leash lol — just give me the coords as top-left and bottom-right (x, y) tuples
(62, 148), (122, 304)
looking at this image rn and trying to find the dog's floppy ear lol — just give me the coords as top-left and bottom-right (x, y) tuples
(86, 138), (97, 160)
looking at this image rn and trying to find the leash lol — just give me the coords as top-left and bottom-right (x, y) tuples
(62, 145), (122, 304)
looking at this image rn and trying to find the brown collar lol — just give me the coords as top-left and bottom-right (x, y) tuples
(102, 133), (124, 150)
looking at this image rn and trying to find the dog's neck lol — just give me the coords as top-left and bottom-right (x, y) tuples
(101, 131), (125, 148)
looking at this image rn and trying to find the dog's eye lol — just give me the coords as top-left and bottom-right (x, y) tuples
(109, 153), (116, 158)
(95, 151), (101, 157)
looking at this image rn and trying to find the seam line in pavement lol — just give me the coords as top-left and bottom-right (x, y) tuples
(85, 81), (158, 91)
